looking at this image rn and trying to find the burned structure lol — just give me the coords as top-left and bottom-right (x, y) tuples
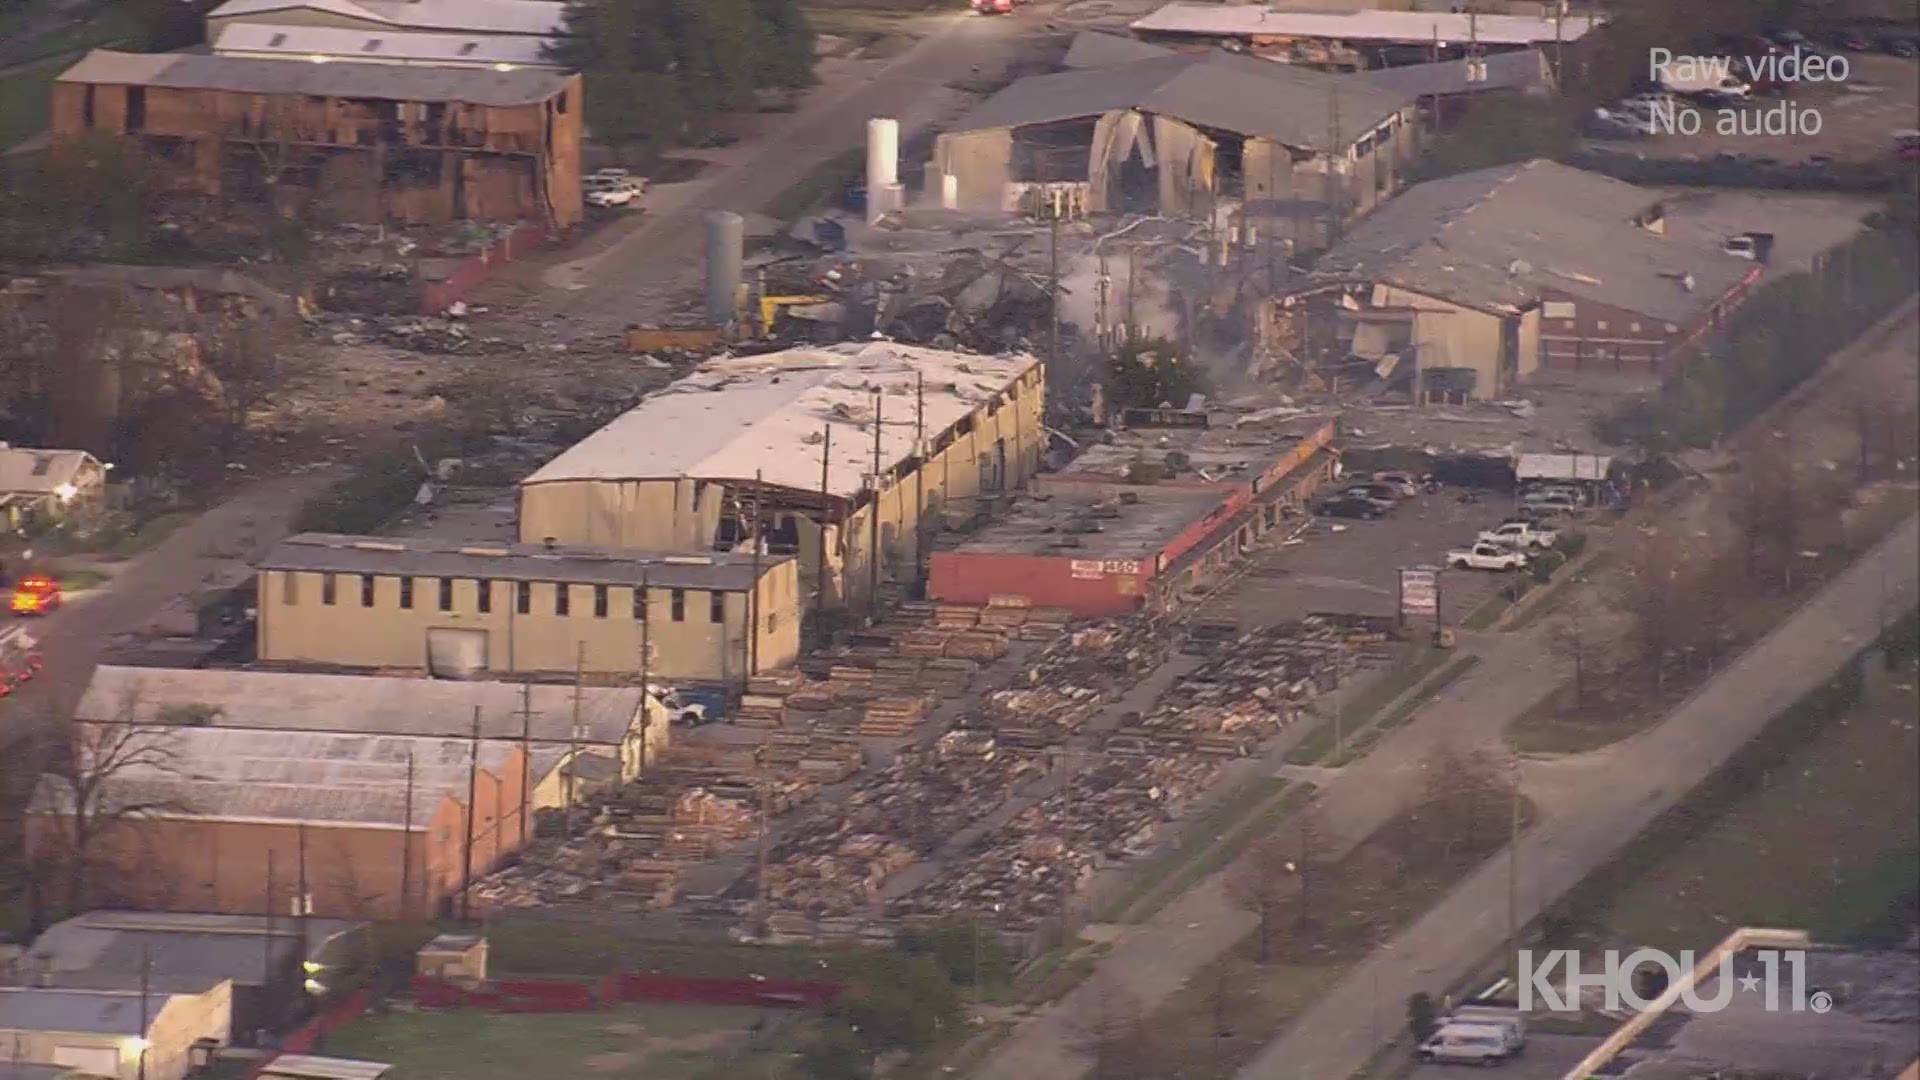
(1260, 159), (1762, 399)
(929, 52), (1416, 250)
(203, 0), (569, 46)
(1127, 5), (1598, 71)
(519, 343), (1045, 612)
(51, 50), (583, 228)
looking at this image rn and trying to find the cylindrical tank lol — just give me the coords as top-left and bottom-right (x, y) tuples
(866, 117), (899, 190)
(705, 211), (744, 325)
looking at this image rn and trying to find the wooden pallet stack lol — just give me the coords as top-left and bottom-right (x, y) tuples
(933, 604), (982, 629)
(1018, 606), (1073, 641)
(859, 695), (927, 737)
(734, 693), (789, 729)
(945, 628), (1009, 661)
(918, 657), (979, 696)
(897, 629), (951, 658)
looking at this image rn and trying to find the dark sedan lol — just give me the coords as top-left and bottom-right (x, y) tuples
(1316, 496), (1387, 520)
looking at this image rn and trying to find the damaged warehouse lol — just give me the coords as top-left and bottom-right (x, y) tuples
(51, 50), (583, 228)
(518, 342), (1045, 613)
(1258, 159), (1764, 399)
(928, 51), (1416, 251)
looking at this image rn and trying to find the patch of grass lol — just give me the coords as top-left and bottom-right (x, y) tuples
(481, 922), (871, 981)
(1541, 626), (1919, 953)
(0, 61), (61, 151)
(1286, 648), (1445, 766)
(1012, 942), (1109, 1005)
(1094, 776), (1287, 922)
(292, 451), (423, 534)
(326, 1003), (767, 1080)
(1323, 654), (1481, 768)
(102, 509), (195, 557)
(1460, 590), (1514, 631)
(52, 566), (109, 590)
(764, 147), (863, 223)
(1115, 782), (1314, 925)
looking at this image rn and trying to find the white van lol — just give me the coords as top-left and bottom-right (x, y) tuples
(1416, 1021), (1521, 1065)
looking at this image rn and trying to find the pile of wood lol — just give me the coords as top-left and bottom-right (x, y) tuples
(755, 733), (864, 784)
(859, 695), (927, 737)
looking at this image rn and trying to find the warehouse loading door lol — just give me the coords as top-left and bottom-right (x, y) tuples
(427, 628), (489, 679)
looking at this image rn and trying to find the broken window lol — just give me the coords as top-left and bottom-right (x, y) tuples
(516, 581), (531, 614)
(477, 578), (492, 613)
(633, 586), (648, 621)
(1011, 118), (1096, 183)
(671, 589), (686, 622)
(30, 456), (50, 476)
(361, 574), (376, 608)
(383, 150), (441, 184)
(709, 591), (725, 623)
(282, 572), (298, 607)
(82, 85), (95, 128)
(438, 577), (453, 611)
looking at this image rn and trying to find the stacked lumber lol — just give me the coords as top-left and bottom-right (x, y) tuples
(734, 693), (788, 729)
(1018, 607), (1073, 640)
(933, 604), (982, 629)
(945, 629), (1009, 661)
(859, 695), (926, 737)
(748, 669), (806, 695)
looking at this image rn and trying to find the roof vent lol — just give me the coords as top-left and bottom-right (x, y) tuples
(268, 32), (287, 47)
(363, 38), (383, 52)
(350, 541), (406, 552)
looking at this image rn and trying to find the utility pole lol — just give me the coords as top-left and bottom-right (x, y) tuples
(1047, 210), (1062, 373)
(638, 565), (652, 776)
(753, 782), (772, 937)
(867, 389), (883, 624)
(296, 823), (310, 964)
(1325, 86), (1344, 250)
(263, 850), (276, 988)
(461, 705), (479, 922)
(816, 424), (832, 618)
(1507, 756), (1522, 974)
(400, 750), (415, 920)
(568, 643), (584, 827)
(749, 470), (763, 677)
(518, 683), (532, 848)
(137, 944), (150, 1080)
(1552, 0), (1565, 81)
(913, 371), (926, 593)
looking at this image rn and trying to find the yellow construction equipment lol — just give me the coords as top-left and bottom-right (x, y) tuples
(757, 294), (832, 336)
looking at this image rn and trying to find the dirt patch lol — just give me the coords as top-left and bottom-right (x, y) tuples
(582, 1051), (642, 1071)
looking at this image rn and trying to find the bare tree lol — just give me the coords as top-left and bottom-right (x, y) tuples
(198, 313), (303, 449)
(37, 712), (177, 911)
(1409, 745), (1506, 869)
(1614, 527), (1694, 696)
(1548, 592), (1598, 707)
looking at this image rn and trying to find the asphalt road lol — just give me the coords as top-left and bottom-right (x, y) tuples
(523, 9), (1052, 333)
(1236, 511), (1920, 1078)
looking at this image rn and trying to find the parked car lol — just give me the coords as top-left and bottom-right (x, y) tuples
(1341, 483), (1405, 506)
(9, 574), (60, 616)
(586, 180), (646, 208)
(1520, 491), (1583, 516)
(1830, 28), (1874, 51)
(1417, 1021), (1523, 1065)
(1883, 35), (1919, 57)
(1479, 521), (1560, 550)
(587, 167), (631, 184)
(1450, 1004), (1528, 1043)
(1448, 542), (1529, 572)
(1317, 496), (1386, 520)
(1367, 471), (1421, 498)
(1589, 107), (1657, 137)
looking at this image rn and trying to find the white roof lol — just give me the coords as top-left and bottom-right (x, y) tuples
(214, 23), (558, 66)
(76, 666), (651, 746)
(207, 0), (567, 37)
(258, 1056), (393, 1080)
(32, 724), (558, 828)
(523, 342), (1040, 500)
(0, 447), (97, 496)
(1515, 452), (1612, 481)
(1130, 4), (1600, 46)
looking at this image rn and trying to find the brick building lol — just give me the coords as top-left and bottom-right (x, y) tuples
(51, 50), (583, 228)
(28, 725), (554, 920)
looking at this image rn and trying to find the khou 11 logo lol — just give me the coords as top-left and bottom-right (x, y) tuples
(1518, 949), (1834, 1014)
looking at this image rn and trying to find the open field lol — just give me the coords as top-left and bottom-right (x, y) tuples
(324, 1003), (775, 1080)
(1548, 645), (1920, 953)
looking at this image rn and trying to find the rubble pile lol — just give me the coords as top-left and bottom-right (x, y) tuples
(472, 747), (803, 913)
(966, 686), (1104, 749)
(764, 741), (1042, 919)
(892, 757), (1216, 926)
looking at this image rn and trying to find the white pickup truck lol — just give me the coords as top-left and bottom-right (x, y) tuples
(1448, 542), (1529, 571)
(1478, 521), (1559, 549)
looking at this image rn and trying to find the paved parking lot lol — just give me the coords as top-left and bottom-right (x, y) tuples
(1405, 1031), (1605, 1079)
(1189, 486), (1551, 631)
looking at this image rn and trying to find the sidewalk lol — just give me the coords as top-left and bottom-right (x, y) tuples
(1236, 513), (1920, 1078)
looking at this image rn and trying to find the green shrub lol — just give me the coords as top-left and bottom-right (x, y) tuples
(294, 451), (422, 534)
(830, 953), (961, 1054)
(898, 917), (1011, 990)
(1559, 531), (1588, 559)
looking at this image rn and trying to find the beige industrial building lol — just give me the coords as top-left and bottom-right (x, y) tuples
(929, 51), (1415, 249)
(0, 982), (231, 1080)
(518, 342), (1046, 612)
(254, 533), (800, 684)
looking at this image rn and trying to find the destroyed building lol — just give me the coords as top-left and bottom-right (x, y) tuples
(1260, 159), (1762, 400)
(1126, 4), (1599, 71)
(254, 533), (801, 686)
(519, 342), (1045, 612)
(212, 24), (564, 69)
(928, 51), (1416, 251)
(203, 0), (568, 48)
(930, 417), (1337, 615)
(51, 50), (583, 228)
(1350, 47), (1556, 127)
